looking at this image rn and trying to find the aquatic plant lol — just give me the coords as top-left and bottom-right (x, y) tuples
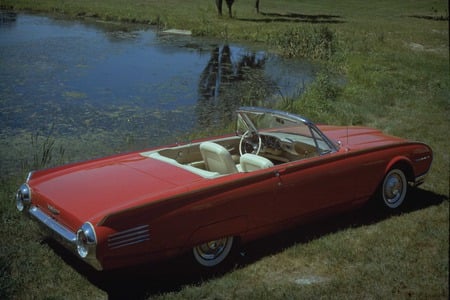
(29, 129), (66, 170)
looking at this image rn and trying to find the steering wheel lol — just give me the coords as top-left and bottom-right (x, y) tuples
(239, 130), (262, 155)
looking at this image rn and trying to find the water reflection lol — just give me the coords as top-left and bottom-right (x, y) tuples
(0, 11), (17, 26)
(197, 45), (276, 129)
(0, 12), (315, 176)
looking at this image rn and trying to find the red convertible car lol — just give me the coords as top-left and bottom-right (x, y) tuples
(16, 107), (432, 271)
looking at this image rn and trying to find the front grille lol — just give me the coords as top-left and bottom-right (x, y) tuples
(108, 225), (150, 249)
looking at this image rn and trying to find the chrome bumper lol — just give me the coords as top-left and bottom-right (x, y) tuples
(29, 206), (77, 244)
(28, 206), (102, 270)
(414, 172), (428, 187)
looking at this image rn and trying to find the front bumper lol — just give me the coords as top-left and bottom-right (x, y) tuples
(28, 205), (103, 270)
(414, 173), (428, 186)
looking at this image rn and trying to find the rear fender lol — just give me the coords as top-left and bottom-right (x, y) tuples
(188, 216), (247, 247)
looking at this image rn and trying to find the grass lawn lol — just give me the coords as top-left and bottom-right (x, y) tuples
(0, 0), (448, 299)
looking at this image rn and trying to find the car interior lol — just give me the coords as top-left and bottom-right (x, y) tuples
(141, 133), (320, 178)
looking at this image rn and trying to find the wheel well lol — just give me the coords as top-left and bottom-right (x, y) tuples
(188, 216), (246, 248)
(390, 161), (414, 183)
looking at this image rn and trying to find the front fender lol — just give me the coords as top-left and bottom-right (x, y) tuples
(384, 155), (415, 182)
(385, 155), (412, 172)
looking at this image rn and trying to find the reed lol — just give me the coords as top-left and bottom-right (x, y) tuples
(28, 129), (66, 171)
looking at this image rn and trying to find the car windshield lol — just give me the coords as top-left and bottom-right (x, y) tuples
(236, 107), (338, 155)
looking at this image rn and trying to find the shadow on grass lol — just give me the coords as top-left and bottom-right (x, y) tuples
(46, 187), (447, 299)
(237, 11), (344, 24)
(238, 187), (447, 265)
(408, 15), (449, 21)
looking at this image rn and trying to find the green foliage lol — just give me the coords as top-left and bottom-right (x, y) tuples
(27, 129), (66, 171)
(270, 25), (336, 60)
(278, 70), (349, 124)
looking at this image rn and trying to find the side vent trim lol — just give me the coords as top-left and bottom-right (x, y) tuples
(108, 225), (150, 250)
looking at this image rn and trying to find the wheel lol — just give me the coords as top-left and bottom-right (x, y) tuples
(192, 236), (234, 268)
(239, 130), (262, 155)
(379, 168), (408, 209)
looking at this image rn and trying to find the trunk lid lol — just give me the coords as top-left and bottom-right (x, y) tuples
(29, 152), (203, 229)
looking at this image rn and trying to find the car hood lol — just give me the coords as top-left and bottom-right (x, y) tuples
(319, 125), (406, 149)
(28, 152), (203, 229)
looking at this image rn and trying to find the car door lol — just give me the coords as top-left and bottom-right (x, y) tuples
(272, 150), (359, 224)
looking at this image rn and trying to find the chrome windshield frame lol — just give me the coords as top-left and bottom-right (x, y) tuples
(236, 106), (339, 153)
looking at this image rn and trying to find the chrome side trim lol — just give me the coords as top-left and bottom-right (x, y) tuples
(414, 155), (431, 162)
(29, 206), (77, 244)
(108, 225), (150, 250)
(26, 171), (34, 182)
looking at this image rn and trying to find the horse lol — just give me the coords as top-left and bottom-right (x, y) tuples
(215, 0), (260, 17)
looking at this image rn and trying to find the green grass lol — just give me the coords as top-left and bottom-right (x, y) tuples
(0, 0), (448, 299)
(158, 201), (449, 300)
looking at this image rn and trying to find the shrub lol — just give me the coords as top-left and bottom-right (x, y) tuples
(271, 25), (336, 60)
(280, 71), (342, 123)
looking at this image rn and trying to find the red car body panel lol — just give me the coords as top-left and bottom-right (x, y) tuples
(18, 109), (433, 270)
(30, 154), (204, 230)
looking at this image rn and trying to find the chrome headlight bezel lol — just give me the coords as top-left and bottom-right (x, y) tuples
(76, 222), (97, 258)
(16, 183), (31, 212)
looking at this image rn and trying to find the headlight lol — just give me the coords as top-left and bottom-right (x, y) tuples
(76, 222), (97, 258)
(16, 184), (31, 212)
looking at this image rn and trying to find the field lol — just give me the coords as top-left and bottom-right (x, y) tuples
(0, 0), (448, 299)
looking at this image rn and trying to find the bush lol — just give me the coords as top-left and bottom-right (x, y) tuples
(271, 25), (336, 60)
(278, 71), (341, 123)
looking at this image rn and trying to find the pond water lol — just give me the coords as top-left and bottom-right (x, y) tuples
(0, 11), (316, 175)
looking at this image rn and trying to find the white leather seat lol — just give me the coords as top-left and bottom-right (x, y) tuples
(240, 154), (274, 172)
(200, 142), (238, 175)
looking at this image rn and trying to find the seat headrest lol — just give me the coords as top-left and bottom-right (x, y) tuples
(240, 154), (274, 172)
(200, 142), (238, 175)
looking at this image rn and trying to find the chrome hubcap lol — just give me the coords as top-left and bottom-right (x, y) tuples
(196, 238), (227, 260)
(193, 236), (234, 267)
(384, 175), (402, 203)
(382, 169), (406, 208)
